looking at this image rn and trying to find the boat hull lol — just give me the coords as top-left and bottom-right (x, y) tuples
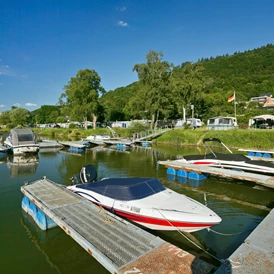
(4, 143), (39, 155)
(68, 186), (221, 232)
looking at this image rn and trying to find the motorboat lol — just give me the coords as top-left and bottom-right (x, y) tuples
(4, 129), (39, 155)
(84, 134), (111, 145)
(179, 138), (274, 175)
(67, 164), (222, 232)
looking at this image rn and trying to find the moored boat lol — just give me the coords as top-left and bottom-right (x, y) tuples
(4, 129), (39, 155)
(180, 138), (274, 175)
(84, 134), (111, 145)
(67, 164), (222, 232)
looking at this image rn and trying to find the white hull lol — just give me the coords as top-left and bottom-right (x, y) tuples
(68, 182), (221, 232)
(4, 142), (39, 155)
(179, 158), (274, 175)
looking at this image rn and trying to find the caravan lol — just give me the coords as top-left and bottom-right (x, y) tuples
(207, 116), (237, 130)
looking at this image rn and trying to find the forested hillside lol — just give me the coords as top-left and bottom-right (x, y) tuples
(100, 44), (274, 124)
(200, 43), (274, 100)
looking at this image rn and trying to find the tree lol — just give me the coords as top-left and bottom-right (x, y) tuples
(59, 69), (105, 129)
(0, 110), (11, 125)
(9, 108), (30, 126)
(171, 62), (211, 120)
(132, 50), (174, 128)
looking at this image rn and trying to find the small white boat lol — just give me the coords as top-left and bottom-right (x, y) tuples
(4, 129), (39, 155)
(84, 134), (111, 145)
(67, 165), (222, 232)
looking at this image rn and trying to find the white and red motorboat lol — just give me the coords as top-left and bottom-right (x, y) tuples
(67, 165), (221, 232)
(179, 138), (274, 175)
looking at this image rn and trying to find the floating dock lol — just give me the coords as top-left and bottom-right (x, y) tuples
(214, 207), (274, 273)
(21, 178), (215, 274)
(158, 160), (274, 188)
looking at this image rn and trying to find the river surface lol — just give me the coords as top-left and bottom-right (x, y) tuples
(1, 140), (274, 274)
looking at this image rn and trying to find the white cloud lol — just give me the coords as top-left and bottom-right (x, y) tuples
(118, 20), (128, 27)
(0, 104), (5, 108)
(0, 65), (15, 76)
(25, 103), (37, 107)
(13, 103), (20, 107)
(116, 6), (126, 12)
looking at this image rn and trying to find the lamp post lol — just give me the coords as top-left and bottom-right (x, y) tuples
(190, 104), (195, 129)
(190, 104), (194, 120)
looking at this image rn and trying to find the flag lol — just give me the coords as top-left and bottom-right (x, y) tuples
(227, 94), (235, 102)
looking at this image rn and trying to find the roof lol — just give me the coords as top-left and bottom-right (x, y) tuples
(252, 115), (274, 120)
(208, 116), (236, 120)
(9, 128), (37, 145)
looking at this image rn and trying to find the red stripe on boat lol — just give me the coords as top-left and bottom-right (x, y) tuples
(113, 208), (217, 228)
(193, 162), (214, 165)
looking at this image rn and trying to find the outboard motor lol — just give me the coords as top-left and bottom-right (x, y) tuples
(71, 164), (97, 185)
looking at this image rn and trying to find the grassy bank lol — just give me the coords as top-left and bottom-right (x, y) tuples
(154, 128), (274, 150)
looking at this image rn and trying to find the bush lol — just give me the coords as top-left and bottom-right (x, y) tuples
(69, 123), (77, 129)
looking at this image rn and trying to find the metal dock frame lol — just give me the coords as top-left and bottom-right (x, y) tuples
(21, 178), (215, 274)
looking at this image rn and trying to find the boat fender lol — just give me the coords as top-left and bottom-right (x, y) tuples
(188, 171), (207, 180)
(166, 167), (176, 175)
(176, 169), (188, 178)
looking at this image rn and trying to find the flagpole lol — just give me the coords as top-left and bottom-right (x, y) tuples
(234, 91), (237, 118)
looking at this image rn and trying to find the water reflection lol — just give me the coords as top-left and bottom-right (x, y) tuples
(21, 211), (109, 274)
(6, 154), (39, 178)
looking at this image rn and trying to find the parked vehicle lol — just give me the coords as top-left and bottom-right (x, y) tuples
(175, 118), (202, 128)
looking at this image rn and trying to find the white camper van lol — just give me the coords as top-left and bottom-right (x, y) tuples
(175, 118), (202, 128)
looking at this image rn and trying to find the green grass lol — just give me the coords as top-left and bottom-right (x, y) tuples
(155, 128), (274, 150)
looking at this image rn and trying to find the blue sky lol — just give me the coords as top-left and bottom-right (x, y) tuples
(1, 0), (274, 112)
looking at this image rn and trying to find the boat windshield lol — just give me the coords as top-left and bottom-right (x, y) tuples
(18, 134), (34, 142)
(76, 177), (166, 201)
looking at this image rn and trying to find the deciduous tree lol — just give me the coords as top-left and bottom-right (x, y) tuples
(59, 69), (105, 129)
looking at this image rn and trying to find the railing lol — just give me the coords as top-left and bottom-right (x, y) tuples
(132, 128), (171, 142)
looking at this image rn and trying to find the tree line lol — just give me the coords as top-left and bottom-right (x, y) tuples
(1, 44), (274, 128)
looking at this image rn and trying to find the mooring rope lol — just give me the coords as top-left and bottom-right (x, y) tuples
(207, 227), (252, 236)
(156, 209), (244, 272)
